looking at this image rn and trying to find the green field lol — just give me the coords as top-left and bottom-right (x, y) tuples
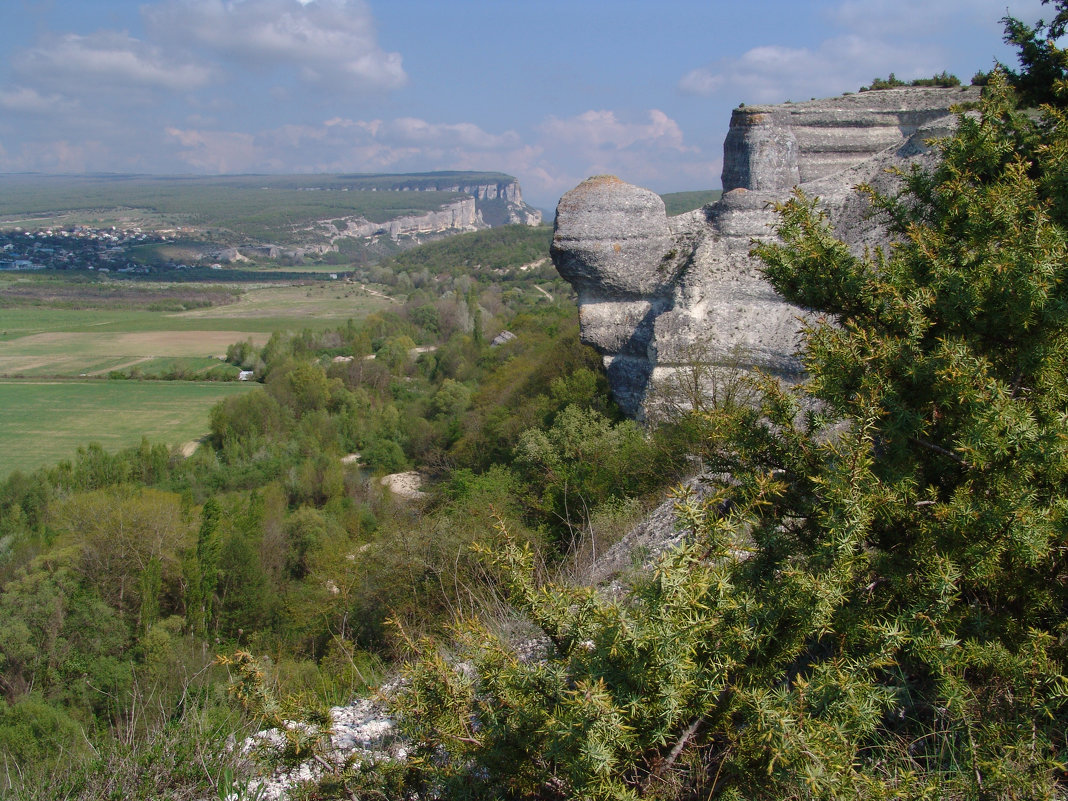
(0, 277), (389, 476)
(0, 281), (388, 376)
(0, 379), (259, 476)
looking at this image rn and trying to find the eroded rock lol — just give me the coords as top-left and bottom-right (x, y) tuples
(551, 87), (980, 418)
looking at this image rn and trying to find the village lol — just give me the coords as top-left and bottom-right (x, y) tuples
(0, 226), (170, 273)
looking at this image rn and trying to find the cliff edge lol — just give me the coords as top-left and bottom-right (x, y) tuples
(551, 86), (980, 418)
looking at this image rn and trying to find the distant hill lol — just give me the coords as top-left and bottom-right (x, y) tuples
(659, 189), (723, 216)
(0, 172), (541, 248)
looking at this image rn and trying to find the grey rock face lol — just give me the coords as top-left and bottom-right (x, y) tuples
(552, 176), (678, 298)
(721, 112), (799, 191)
(552, 87), (979, 418)
(326, 196), (482, 242)
(241, 695), (401, 800)
(386, 177), (542, 227)
(551, 176), (684, 415)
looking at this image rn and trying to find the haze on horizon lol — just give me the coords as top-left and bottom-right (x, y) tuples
(0, 0), (1050, 210)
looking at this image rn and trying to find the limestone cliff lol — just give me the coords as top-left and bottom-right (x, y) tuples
(319, 196), (482, 243)
(551, 86), (980, 418)
(313, 177), (541, 253)
(382, 176), (542, 227)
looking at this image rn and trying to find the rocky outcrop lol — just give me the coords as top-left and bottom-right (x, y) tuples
(313, 177), (541, 252)
(551, 87), (980, 418)
(242, 696), (401, 800)
(322, 196), (482, 243)
(382, 176), (542, 227)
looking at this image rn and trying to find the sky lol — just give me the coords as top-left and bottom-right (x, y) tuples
(0, 0), (1053, 211)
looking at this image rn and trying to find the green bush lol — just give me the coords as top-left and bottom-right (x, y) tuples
(860, 70), (961, 91)
(362, 438), (408, 474)
(0, 694), (86, 767)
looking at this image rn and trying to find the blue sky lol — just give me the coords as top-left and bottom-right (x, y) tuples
(0, 0), (1050, 209)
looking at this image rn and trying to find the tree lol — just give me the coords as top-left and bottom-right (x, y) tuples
(52, 487), (190, 619)
(1000, 0), (1068, 106)
(513, 405), (669, 543)
(372, 74), (1068, 801)
(185, 497), (222, 637)
(0, 554), (130, 714)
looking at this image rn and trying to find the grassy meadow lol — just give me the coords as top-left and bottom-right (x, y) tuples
(0, 379), (259, 475)
(0, 281), (388, 376)
(0, 277), (390, 476)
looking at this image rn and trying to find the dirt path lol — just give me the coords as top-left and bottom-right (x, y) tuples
(360, 284), (398, 303)
(86, 356), (155, 376)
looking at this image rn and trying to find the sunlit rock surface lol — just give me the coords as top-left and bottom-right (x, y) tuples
(552, 87), (979, 418)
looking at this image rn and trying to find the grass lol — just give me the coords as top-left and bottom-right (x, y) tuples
(0, 379), (259, 476)
(0, 281), (388, 376)
(0, 278), (389, 474)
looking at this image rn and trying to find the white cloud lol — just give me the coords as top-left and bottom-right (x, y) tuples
(376, 118), (521, 149)
(680, 34), (936, 103)
(160, 115), (525, 176)
(165, 127), (262, 172)
(679, 0), (1054, 105)
(0, 139), (112, 173)
(144, 0), (406, 91)
(540, 109), (692, 152)
(527, 110), (712, 203)
(17, 31), (214, 92)
(0, 86), (78, 114)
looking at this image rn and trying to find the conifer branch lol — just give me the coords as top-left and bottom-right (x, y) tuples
(909, 436), (968, 466)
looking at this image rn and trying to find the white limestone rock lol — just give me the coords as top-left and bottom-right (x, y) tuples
(551, 87), (980, 418)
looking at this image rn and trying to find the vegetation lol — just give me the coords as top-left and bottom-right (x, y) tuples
(660, 190), (723, 216)
(1000, 1), (1068, 106)
(860, 70), (963, 91)
(374, 224), (553, 277)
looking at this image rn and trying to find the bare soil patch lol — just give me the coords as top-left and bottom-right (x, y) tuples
(380, 471), (426, 500)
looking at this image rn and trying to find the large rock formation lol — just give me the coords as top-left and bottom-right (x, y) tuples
(384, 175), (542, 227)
(551, 87), (980, 418)
(320, 196), (482, 242)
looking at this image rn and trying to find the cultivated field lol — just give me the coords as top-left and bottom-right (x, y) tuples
(0, 278), (389, 477)
(0, 379), (259, 476)
(0, 281), (387, 376)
